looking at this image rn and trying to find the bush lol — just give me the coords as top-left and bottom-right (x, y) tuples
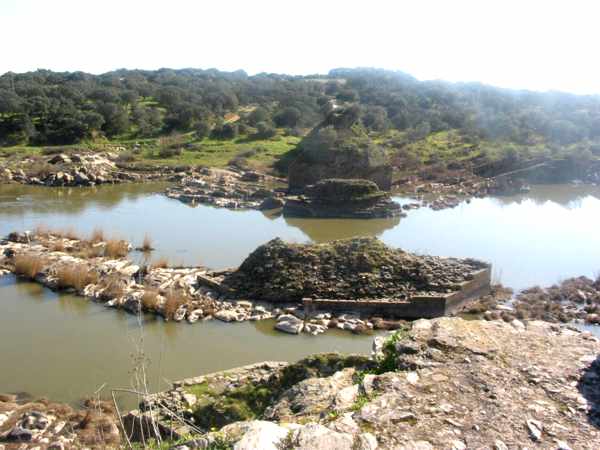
(253, 121), (276, 139)
(158, 146), (183, 158)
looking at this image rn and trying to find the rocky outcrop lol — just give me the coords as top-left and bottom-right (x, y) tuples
(283, 178), (404, 219)
(224, 237), (489, 302)
(0, 396), (120, 448)
(287, 112), (393, 192)
(165, 169), (286, 210)
(125, 317), (600, 449)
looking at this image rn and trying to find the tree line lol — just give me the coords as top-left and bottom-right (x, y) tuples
(1, 67), (599, 149)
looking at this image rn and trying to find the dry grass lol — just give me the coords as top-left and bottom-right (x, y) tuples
(99, 274), (126, 300)
(49, 240), (66, 252)
(63, 228), (80, 241)
(141, 288), (160, 312)
(163, 290), (188, 320)
(54, 265), (99, 291)
(77, 245), (104, 259)
(14, 254), (46, 279)
(104, 239), (129, 258)
(90, 228), (105, 244)
(151, 257), (169, 269)
(139, 234), (154, 252)
(33, 223), (50, 238)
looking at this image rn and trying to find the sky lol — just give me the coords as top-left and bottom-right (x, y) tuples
(1, 0), (599, 95)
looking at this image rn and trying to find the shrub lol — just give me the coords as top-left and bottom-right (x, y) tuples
(158, 146), (182, 158)
(14, 253), (46, 279)
(104, 239), (129, 258)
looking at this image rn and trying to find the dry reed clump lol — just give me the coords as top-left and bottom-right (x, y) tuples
(90, 228), (105, 244)
(138, 233), (154, 252)
(33, 223), (50, 238)
(54, 264), (99, 291)
(13, 254), (46, 279)
(49, 240), (66, 252)
(141, 288), (161, 312)
(151, 256), (169, 269)
(99, 274), (126, 300)
(77, 245), (104, 259)
(104, 239), (129, 258)
(62, 228), (80, 241)
(163, 290), (188, 320)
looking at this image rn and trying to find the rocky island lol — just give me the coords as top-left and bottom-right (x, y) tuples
(283, 178), (404, 219)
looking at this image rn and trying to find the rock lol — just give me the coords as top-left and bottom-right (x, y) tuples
(288, 111), (392, 191)
(493, 440), (509, 450)
(215, 309), (240, 322)
(187, 309), (203, 323)
(355, 433), (378, 450)
(259, 196), (285, 210)
(173, 305), (187, 322)
(275, 315), (303, 334)
(182, 393), (197, 408)
(229, 420), (289, 450)
(290, 423), (355, 450)
(284, 179), (404, 219)
(48, 154), (71, 165)
(526, 419), (542, 442)
(224, 237), (489, 302)
(395, 442), (434, 450)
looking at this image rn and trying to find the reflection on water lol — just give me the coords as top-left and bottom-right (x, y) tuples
(2, 182), (600, 404)
(284, 215), (401, 242)
(492, 183), (600, 207)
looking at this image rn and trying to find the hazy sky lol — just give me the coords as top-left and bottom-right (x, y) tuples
(2, 0), (599, 94)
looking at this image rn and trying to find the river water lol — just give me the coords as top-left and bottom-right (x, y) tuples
(1, 183), (600, 405)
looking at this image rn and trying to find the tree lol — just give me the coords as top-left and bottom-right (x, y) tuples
(254, 121), (276, 139)
(274, 106), (301, 127)
(195, 118), (212, 139)
(211, 122), (238, 140)
(247, 107), (270, 126)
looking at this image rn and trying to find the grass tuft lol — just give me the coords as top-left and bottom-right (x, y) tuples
(14, 253), (46, 279)
(54, 264), (99, 291)
(104, 239), (129, 258)
(163, 290), (188, 320)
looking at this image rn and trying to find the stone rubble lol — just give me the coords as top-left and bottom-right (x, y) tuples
(165, 169), (286, 210)
(224, 237), (489, 302)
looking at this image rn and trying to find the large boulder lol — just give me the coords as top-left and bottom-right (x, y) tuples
(287, 111), (392, 192)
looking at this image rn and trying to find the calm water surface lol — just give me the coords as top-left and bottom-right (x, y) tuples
(1, 182), (600, 405)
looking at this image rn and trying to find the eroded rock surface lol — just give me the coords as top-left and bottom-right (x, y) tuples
(130, 317), (600, 450)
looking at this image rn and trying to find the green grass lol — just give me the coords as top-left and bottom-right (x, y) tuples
(0, 132), (299, 174)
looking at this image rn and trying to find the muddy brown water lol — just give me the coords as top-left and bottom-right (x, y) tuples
(1, 182), (600, 406)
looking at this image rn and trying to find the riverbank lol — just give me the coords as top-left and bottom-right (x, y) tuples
(5, 316), (591, 449)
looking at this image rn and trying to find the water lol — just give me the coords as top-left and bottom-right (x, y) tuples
(1, 182), (600, 405)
